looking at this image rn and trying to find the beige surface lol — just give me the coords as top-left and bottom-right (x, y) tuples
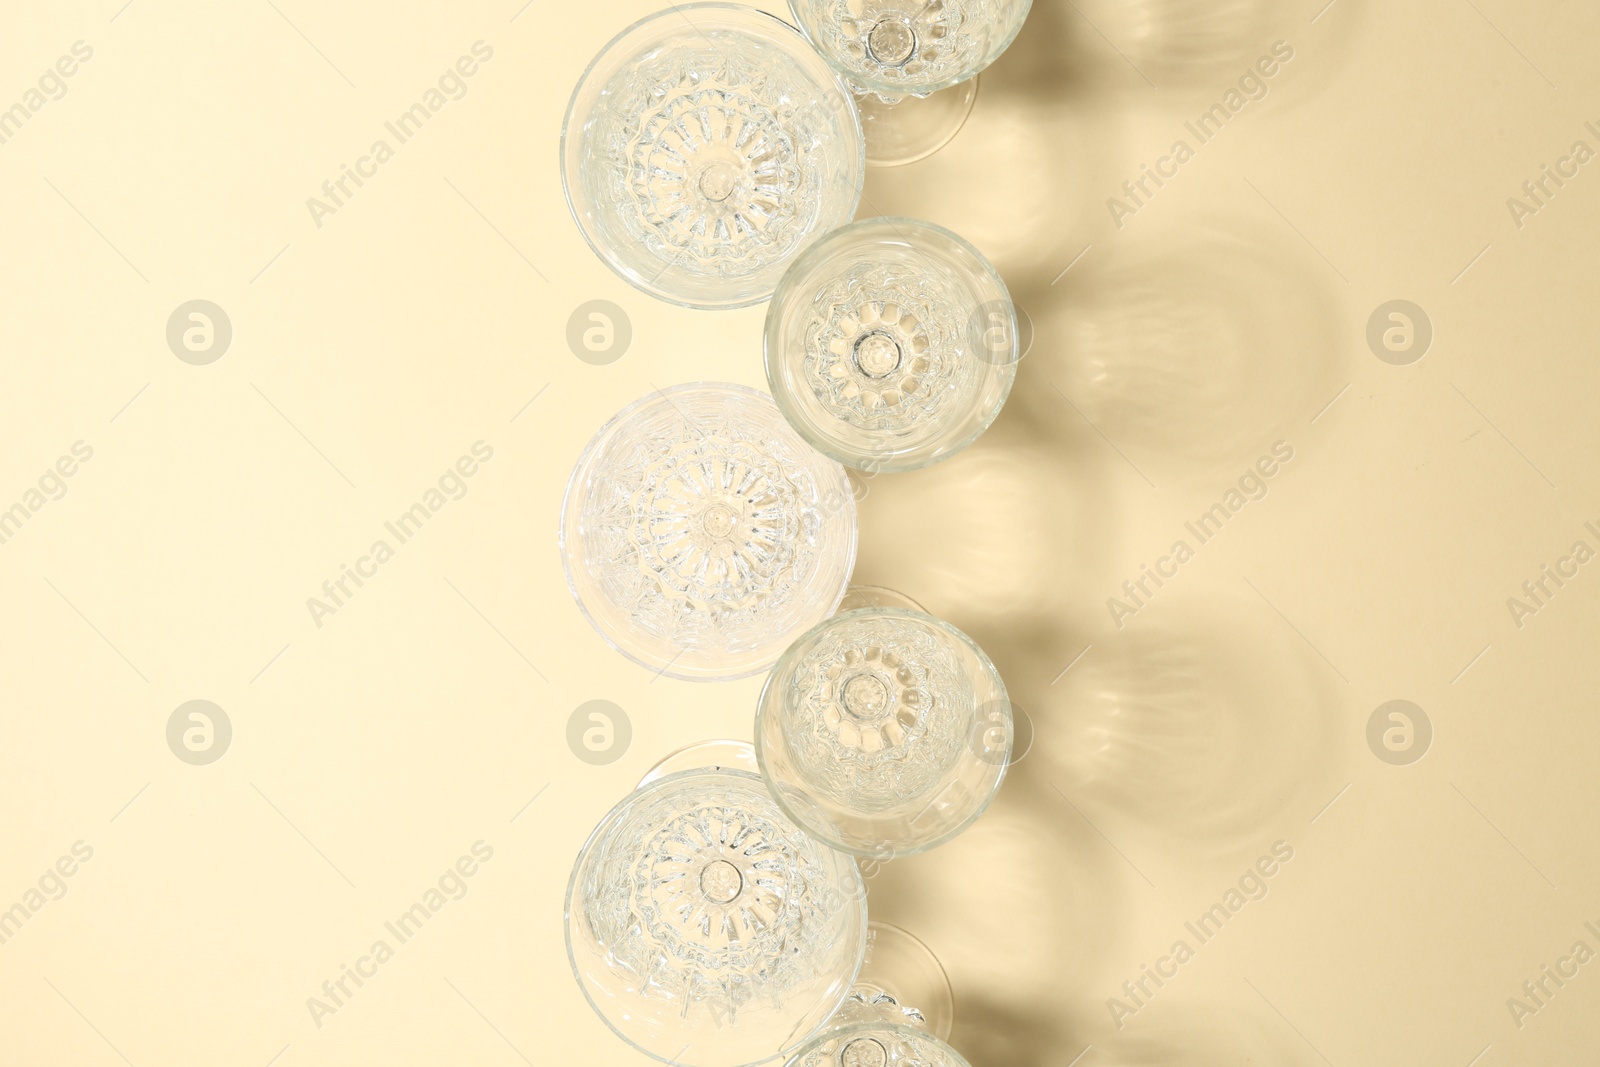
(2, 0), (1598, 1064)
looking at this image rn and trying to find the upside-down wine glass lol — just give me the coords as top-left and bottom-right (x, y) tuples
(782, 1002), (977, 1067)
(634, 741), (961, 1041)
(561, 2), (865, 308)
(560, 382), (858, 681)
(754, 606), (1012, 858)
(565, 766), (869, 1066)
(765, 217), (1019, 472)
(786, 0), (1033, 165)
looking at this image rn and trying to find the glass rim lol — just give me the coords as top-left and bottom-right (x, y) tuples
(564, 763), (870, 1067)
(558, 1), (867, 311)
(785, 0), (1035, 98)
(753, 605), (1012, 857)
(558, 381), (859, 682)
(762, 215), (1019, 473)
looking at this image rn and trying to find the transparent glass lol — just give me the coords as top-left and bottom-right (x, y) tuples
(560, 383), (858, 681)
(787, 0), (1032, 97)
(639, 739), (762, 787)
(782, 1019), (973, 1067)
(788, 0), (1030, 165)
(853, 82), (978, 167)
(566, 767), (869, 1067)
(561, 3), (866, 309)
(854, 923), (954, 1040)
(765, 218), (1018, 472)
(754, 607), (1011, 857)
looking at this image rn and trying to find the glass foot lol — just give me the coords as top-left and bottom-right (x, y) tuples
(854, 922), (955, 1040)
(860, 78), (979, 167)
(837, 585), (929, 614)
(637, 739), (758, 787)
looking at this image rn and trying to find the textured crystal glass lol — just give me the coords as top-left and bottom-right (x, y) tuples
(788, 0), (1030, 165)
(851, 923), (955, 1040)
(565, 767), (869, 1067)
(787, 0), (1031, 97)
(561, 3), (865, 309)
(783, 1018), (974, 1067)
(561, 383), (858, 681)
(765, 218), (1017, 472)
(754, 607), (1011, 857)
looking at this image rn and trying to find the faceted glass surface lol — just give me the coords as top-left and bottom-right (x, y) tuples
(755, 607), (1011, 856)
(561, 383), (858, 681)
(787, 0), (1032, 97)
(566, 767), (868, 1067)
(562, 4), (865, 309)
(765, 218), (1017, 472)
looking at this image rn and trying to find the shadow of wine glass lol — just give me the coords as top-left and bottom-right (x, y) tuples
(855, 0), (1125, 281)
(829, 9), (1369, 1057)
(951, 991), (1081, 1067)
(991, 0), (1369, 94)
(1089, 0), (1292, 87)
(1029, 579), (1344, 869)
(857, 773), (1137, 1067)
(857, 0), (1369, 292)
(844, 585), (1343, 1067)
(1011, 211), (1349, 488)
(845, 404), (1119, 640)
(857, 85), (1115, 287)
(951, 993), (1320, 1067)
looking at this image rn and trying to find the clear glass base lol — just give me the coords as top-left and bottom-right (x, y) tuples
(763, 218), (1017, 472)
(754, 606), (1012, 857)
(859, 78), (979, 167)
(561, 383), (857, 682)
(637, 739), (759, 787)
(568, 762), (867, 1067)
(561, 4), (865, 308)
(855, 922), (955, 1040)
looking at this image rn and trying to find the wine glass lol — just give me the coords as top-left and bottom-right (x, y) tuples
(560, 382), (858, 681)
(849, 922), (955, 1040)
(625, 743), (962, 1044)
(783, 938), (969, 1067)
(566, 766), (869, 1066)
(764, 217), (1018, 473)
(782, 1016), (974, 1067)
(786, 0), (1033, 165)
(754, 606), (1011, 858)
(561, 2), (865, 309)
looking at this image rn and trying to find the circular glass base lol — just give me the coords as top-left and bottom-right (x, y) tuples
(836, 585), (929, 615)
(561, 383), (858, 681)
(860, 78), (978, 167)
(567, 764), (867, 1067)
(561, 3), (865, 308)
(755, 607), (1012, 857)
(638, 739), (760, 788)
(783, 1017), (971, 1067)
(856, 922), (954, 1041)
(763, 218), (1017, 472)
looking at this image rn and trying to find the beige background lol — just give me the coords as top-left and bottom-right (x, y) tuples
(2, 0), (1598, 1064)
